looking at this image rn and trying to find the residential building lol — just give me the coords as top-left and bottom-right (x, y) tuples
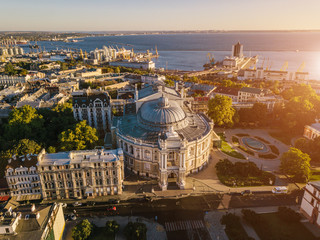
(238, 87), (264, 102)
(301, 181), (320, 226)
(190, 97), (210, 113)
(141, 74), (165, 85)
(304, 123), (320, 140)
(210, 86), (239, 102)
(37, 148), (124, 200)
(0, 75), (30, 86)
(72, 88), (111, 135)
(0, 202), (65, 240)
(5, 154), (42, 201)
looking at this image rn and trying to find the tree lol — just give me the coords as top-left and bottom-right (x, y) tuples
(38, 103), (76, 147)
(124, 222), (147, 240)
(207, 95), (235, 127)
(4, 105), (45, 143)
(20, 69), (29, 76)
(106, 220), (119, 239)
(280, 147), (311, 182)
(11, 139), (41, 156)
(59, 120), (98, 151)
(72, 219), (92, 240)
(4, 63), (17, 75)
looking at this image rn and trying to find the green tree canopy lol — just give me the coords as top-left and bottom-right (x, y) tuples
(280, 147), (311, 182)
(207, 95), (235, 127)
(4, 105), (45, 144)
(105, 220), (120, 238)
(59, 120), (98, 151)
(124, 222), (147, 240)
(11, 139), (41, 156)
(72, 219), (92, 240)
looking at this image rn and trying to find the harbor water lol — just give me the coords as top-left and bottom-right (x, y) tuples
(24, 32), (320, 79)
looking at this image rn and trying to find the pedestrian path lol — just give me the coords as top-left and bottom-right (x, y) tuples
(164, 220), (205, 232)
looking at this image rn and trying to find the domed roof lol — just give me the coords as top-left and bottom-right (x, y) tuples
(138, 97), (186, 128)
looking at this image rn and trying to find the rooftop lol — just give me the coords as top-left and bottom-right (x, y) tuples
(213, 86), (239, 96)
(240, 87), (263, 94)
(310, 123), (320, 132)
(39, 149), (121, 165)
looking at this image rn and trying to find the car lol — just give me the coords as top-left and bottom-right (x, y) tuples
(241, 190), (252, 196)
(61, 203), (67, 208)
(70, 214), (77, 221)
(86, 201), (96, 206)
(272, 187), (288, 194)
(73, 202), (82, 207)
(107, 199), (120, 204)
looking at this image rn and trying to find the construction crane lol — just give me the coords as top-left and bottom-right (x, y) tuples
(280, 61), (288, 71)
(207, 53), (215, 64)
(80, 49), (84, 59)
(266, 61), (273, 71)
(155, 45), (159, 57)
(297, 62), (305, 72)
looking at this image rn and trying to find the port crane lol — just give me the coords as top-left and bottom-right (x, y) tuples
(280, 61), (288, 71)
(207, 53), (215, 64)
(297, 62), (305, 72)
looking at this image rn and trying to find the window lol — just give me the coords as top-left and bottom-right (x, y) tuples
(113, 170), (116, 175)
(87, 172), (90, 177)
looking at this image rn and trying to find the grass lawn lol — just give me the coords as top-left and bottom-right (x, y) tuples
(310, 169), (320, 182)
(252, 212), (318, 240)
(218, 133), (246, 159)
(221, 140), (246, 159)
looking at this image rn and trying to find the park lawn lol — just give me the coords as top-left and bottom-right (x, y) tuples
(89, 227), (115, 240)
(309, 169), (320, 182)
(221, 140), (246, 159)
(252, 213), (318, 240)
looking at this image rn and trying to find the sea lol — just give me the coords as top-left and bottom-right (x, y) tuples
(24, 32), (320, 80)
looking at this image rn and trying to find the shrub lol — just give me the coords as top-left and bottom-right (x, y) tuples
(238, 145), (254, 155)
(258, 153), (277, 159)
(232, 136), (239, 144)
(236, 133), (249, 137)
(124, 221), (147, 240)
(269, 145), (280, 155)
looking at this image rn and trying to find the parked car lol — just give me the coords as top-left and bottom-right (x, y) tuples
(70, 214), (77, 221)
(61, 203), (67, 208)
(272, 187), (288, 194)
(241, 190), (252, 196)
(107, 199), (120, 204)
(73, 202), (82, 207)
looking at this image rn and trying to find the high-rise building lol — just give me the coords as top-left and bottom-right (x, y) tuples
(232, 42), (243, 58)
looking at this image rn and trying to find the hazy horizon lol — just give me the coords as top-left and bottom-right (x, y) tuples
(1, 0), (320, 31)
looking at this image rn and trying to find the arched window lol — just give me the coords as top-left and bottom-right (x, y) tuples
(145, 150), (151, 159)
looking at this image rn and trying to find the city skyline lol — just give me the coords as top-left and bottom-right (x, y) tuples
(1, 0), (320, 31)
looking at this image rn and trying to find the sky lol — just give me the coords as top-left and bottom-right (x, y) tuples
(1, 0), (320, 31)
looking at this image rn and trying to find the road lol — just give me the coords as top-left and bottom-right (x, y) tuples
(64, 191), (302, 240)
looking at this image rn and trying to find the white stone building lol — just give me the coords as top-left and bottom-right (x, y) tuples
(112, 85), (220, 190)
(301, 181), (320, 226)
(304, 123), (320, 140)
(5, 155), (42, 200)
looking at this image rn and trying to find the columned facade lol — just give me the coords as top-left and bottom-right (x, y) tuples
(114, 94), (217, 190)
